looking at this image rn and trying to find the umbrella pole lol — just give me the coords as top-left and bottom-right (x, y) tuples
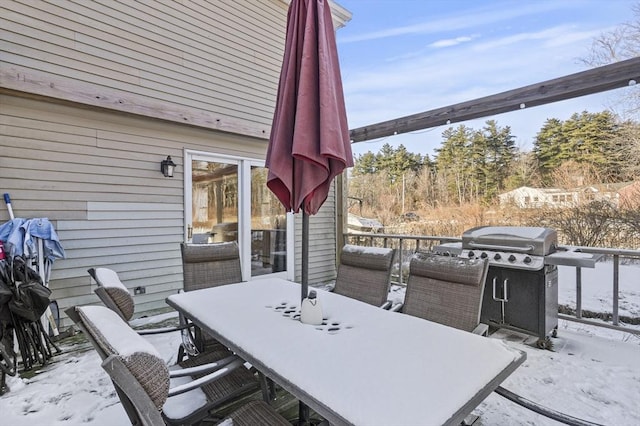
(301, 210), (309, 301)
(299, 210), (312, 425)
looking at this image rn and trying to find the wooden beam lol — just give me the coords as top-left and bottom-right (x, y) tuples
(0, 66), (271, 140)
(349, 56), (640, 143)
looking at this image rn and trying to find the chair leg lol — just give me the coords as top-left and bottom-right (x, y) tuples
(258, 371), (278, 403)
(268, 377), (277, 400)
(177, 344), (185, 363)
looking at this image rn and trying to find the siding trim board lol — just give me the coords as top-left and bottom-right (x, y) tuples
(0, 66), (271, 138)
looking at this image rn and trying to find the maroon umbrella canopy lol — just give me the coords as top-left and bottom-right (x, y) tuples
(266, 0), (353, 216)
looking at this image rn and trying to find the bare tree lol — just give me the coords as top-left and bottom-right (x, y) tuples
(582, 3), (640, 118)
(550, 160), (601, 188)
(531, 201), (618, 246)
(612, 121), (640, 179)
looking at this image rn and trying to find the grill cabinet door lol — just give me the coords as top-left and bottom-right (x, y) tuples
(480, 265), (558, 340)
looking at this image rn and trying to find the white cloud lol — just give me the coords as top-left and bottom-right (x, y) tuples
(338, 1), (636, 157)
(339, 2), (570, 44)
(429, 35), (476, 48)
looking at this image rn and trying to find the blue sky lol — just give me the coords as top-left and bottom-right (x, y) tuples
(334, 0), (638, 158)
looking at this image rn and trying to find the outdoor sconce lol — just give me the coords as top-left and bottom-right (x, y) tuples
(160, 156), (176, 177)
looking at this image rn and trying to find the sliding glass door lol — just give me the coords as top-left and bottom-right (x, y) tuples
(185, 151), (289, 279)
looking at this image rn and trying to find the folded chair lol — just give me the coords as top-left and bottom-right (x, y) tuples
(332, 245), (396, 308)
(397, 252), (490, 335)
(66, 305), (284, 426)
(180, 242), (243, 352)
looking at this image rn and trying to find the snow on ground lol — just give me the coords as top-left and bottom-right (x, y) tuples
(558, 261), (640, 318)
(478, 321), (640, 425)
(1, 262), (639, 425)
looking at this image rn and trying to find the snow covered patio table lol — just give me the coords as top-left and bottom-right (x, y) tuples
(166, 277), (526, 425)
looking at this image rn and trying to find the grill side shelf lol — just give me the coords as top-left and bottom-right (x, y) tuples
(544, 251), (602, 268)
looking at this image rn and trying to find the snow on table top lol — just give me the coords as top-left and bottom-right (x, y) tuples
(167, 278), (524, 425)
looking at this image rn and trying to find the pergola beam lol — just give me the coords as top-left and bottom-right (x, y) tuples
(349, 56), (640, 143)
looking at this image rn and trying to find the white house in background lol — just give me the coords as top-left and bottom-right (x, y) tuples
(498, 186), (577, 208)
(499, 182), (640, 209)
(0, 0), (351, 326)
(579, 181), (640, 209)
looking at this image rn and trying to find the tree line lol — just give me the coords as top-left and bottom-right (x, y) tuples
(350, 111), (640, 212)
(348, 2), (640, 248)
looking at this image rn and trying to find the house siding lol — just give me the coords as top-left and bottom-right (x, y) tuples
(1, 0), (351, 326)
(293, 187), (338, 285)
(1, 94), (270, 325)
(1, 0), (288, 138)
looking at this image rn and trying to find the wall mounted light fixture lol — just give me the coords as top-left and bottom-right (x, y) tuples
(160, 156), (176, 177)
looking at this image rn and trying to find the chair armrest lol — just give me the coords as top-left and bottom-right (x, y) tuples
(136, 323), (193, 335)
(380, 300), (392, 310)
(168, 358), (245, 397)
(390, 302), (404, 312)
(169, 354), (238, 378)
(472, 323), (489, 336)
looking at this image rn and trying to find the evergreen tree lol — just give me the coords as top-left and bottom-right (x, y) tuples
(353, 151), (377, 175)
(480, 120), (516, 201)
(435, 125), (474, 204)
(533, 118), (566, 184)
(534, 111), (623, 185)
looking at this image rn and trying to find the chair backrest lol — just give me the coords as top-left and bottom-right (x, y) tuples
(66, 305), (169, 426)
(333, 245), (396, 306)
(403, 253), (489, 332)
(181, 242), (243, 292)
(88, 267), (135, 322)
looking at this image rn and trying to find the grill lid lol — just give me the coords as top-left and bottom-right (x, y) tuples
(462, 226), (557, 256)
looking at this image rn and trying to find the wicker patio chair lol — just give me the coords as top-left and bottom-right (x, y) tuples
(397, 252), (490, 335)
(180, 242), (243, 352)
(88, 267), (204, 360)
(88, 267), (195, 336)
(181, 242), (243, 291)
(66, 305), (279, 426)
(332, 245), (396, 308)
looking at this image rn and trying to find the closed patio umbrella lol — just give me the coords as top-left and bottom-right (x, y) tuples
(266, 0), (353, 302)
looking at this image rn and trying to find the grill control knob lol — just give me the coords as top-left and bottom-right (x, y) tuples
(468, 251), (475, 258)
(480, 252), (488, 259)
(493, 253), (501, 260)
(524, 256), (532, 264)
(508, 254), (517, 262)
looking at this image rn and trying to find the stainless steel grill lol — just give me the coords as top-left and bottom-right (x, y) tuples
(434, 226), (601, 348)
(461, 226), (557, 271)
(461, 227), (559, 348)
(434, 227), (560, 347)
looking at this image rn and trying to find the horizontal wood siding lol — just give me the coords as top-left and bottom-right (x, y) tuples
(0, 95), (268, 326)
(294, 184), (338, 285)
(0, 0), (289, 138)
(0, 0), (351, 326)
